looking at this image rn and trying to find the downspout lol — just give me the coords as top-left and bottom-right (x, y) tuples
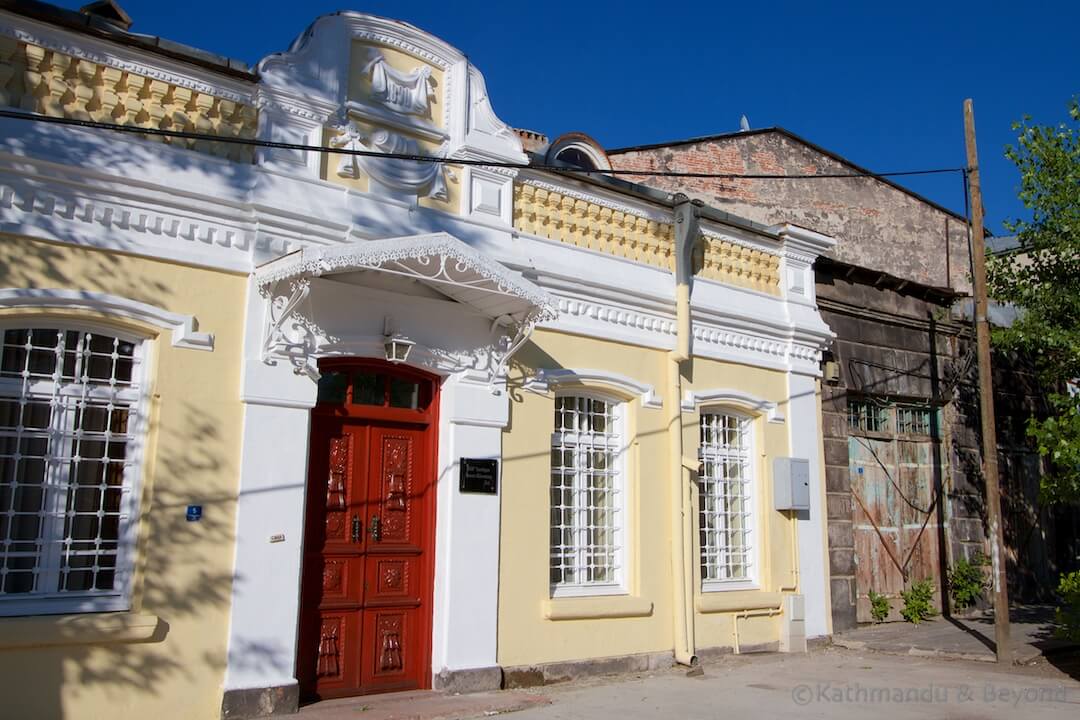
(670, 194), (702, 667)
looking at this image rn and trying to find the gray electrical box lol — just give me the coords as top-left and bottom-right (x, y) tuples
(774, 457), (810, 511)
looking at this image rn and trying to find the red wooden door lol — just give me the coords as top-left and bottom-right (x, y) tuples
(298, 362), (437, 701)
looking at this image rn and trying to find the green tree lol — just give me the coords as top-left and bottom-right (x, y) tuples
(988, 98), (1080, 504)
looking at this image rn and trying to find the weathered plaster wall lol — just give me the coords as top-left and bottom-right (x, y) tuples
(610, 131), (971, 293)
(0, 234), (246, 720)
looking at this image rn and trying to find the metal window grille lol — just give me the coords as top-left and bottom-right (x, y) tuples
(0, 328), (144, 614)
(847, 399), (890, 433)
(550, 395), (623, 592)
(699, 412), (752, 584)
(896, 406), (932, 435)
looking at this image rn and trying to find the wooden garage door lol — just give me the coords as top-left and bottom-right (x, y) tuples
(848, 400), (943, 622)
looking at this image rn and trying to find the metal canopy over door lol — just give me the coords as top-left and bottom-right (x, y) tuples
(297, 360), (438, 701)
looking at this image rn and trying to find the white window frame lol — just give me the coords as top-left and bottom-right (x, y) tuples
(0, 321), (151, 617)
(549, 391), (629, 598)
(698, 408), (758, 592)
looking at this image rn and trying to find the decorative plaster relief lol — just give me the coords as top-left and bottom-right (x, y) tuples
(0, 38), (258, 162)
(514, 181), (675, 268)
(363, 50), (435, 118)
(469, 172), (503, 218)
(513, 180), (780, 294)
(329, 119), (451, 200)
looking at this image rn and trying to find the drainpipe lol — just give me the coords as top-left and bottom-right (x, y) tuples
(670, 194), (702, 667)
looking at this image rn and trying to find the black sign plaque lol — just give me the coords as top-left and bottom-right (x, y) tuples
(459, 458), (498, 494)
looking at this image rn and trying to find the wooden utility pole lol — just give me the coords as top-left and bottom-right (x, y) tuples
(963, 98), (1011, 662)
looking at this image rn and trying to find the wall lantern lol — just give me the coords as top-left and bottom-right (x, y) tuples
(383, 316), (414, 364)
(384, 334), (414, 363)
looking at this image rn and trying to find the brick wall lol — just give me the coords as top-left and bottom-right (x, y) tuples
(610, 131), (971, 293)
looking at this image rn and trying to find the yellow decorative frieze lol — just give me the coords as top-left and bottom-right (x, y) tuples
(0, 38), (257, 162)
(700, 235), (781, 295)
(514, 182), (675, 270)
(513, 182), (780, 294)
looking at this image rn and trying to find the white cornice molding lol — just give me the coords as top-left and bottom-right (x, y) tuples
(0, 288), (214, 350)
(771, 223), (837, 260)
(524, 368), (662, 409)
(681, 388), (785, 423)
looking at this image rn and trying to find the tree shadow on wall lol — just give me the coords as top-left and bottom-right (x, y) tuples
(1, 400), (243, 718)
(0, 116), (258, 718)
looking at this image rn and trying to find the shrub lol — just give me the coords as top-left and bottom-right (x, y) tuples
(949, 554), (988, 611)
(901, 579), (938, 625)
(1055, 570), (1080, 642)
(868, 589), (890, 623)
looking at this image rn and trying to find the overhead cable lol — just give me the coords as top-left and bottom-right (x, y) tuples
(0, 109), (966, 181)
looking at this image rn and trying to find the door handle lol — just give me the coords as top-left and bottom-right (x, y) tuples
(351, 514), (362, 544)
(369, 514), (381, 542)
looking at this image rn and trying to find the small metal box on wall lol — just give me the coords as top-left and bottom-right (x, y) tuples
(774, 457), (810, 511)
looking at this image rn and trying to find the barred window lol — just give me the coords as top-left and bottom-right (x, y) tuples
(896, 405), (932, 435)
(848, 399), (889, 433)
(699, 412), (754, 588)
(0, 327), (146, 615)
(550, 395), (625, 595)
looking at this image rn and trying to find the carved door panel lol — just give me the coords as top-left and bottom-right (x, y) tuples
(298, 420), (369, 699)
(299, 362), (437, 702)
(359, 426), (428, 693)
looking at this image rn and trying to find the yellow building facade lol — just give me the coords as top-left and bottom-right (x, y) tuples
(0, 3), (835, 718)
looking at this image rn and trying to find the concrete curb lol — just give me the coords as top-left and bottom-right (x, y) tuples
(831, 637), (995, 663)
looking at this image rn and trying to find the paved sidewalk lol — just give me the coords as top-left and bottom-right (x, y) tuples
(286, 688), (549, 720)
(513, 647), (1079, 719)
(289, 644), (1080, 720)
(833, 605), (1078, 663)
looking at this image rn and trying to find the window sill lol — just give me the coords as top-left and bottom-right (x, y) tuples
(696, 590), (782, 614)
(544, 595), (653, 621)
(0, 612), (164, 650)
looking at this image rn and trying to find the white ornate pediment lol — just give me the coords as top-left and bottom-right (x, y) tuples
(256, 12), (526, 166)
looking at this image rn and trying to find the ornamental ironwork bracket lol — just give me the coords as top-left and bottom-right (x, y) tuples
(260, 277), (320, 380)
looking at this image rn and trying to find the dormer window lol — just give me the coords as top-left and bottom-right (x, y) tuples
(545, 133), (612, 174)
(554, 147), (598, 171)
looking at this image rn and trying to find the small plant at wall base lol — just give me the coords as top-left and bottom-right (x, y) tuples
(948, 554), (989, 611)
(901, 579), (938, 625)
(868, 589), (890, 623)
(1056, 571), (1080, 642)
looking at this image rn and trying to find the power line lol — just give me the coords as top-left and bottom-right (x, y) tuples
(0, 109), (965, 181)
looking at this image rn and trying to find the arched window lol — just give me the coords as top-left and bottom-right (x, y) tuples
(0, 325), (148, 615)
(544, 133), (612, 174)
(553, 147), (598, 171)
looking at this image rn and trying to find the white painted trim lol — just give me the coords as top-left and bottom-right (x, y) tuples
(695, 408), (759, 592)
(682, 388), (785, 423)
(548, 390), (630, 598)
(0, 288), (214, 351)
(0, 320), (152, 617)
(524, 368), (662, 409)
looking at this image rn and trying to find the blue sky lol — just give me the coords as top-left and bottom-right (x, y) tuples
(58, 0), (1078, 233)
